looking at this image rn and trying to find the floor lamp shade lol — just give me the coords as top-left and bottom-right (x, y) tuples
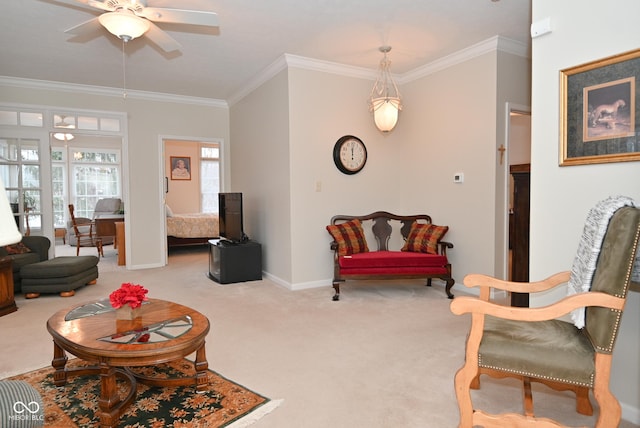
(0, 177), (22, 246)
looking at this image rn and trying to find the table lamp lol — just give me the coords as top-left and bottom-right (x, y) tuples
(0, 177), (22, 246)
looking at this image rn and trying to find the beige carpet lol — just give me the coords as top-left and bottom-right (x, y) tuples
(0, 242), (638, 427)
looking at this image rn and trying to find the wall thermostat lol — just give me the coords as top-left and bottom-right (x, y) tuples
(454, 173), (464, 183)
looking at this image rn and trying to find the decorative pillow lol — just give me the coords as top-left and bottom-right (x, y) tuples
(326, 219), (369, 256)
(166, 205), (174, 217)
(4, 242), (31, 255)
(401, 222), (449, 254)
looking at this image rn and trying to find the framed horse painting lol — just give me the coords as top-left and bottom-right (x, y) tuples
(560, 48), (640, 166)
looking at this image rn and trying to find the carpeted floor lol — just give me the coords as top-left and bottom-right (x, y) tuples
(0, 242), (638, 427)
(5, 358), (275, 427)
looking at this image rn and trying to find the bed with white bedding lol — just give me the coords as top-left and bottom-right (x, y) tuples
(166, 212), (219, 247)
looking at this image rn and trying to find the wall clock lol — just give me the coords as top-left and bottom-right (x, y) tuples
(333, 135), (367, 175)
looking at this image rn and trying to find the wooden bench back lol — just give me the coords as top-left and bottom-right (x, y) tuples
(330, 211), (432, 251)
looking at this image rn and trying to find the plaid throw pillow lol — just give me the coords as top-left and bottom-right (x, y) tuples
(4, 242), (31, 255)
(401, 222), (448, 254)
(326, 219), (369, 256)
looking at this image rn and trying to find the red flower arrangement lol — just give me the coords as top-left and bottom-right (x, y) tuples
(109, 283), (149, 309)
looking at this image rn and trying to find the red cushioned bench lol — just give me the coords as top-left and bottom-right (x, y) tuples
(328, 211), (454, 301)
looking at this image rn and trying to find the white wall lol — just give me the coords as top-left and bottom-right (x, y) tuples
(400, 53), (500, 284)
(230, 44), (530, 291)
(230, 69), (293, 284)
(531, 0), (640, 422)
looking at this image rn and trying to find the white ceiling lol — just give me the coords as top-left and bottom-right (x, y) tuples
(0, 0), (532, 102)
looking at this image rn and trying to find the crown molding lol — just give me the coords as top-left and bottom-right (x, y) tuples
(0, 76), (228, 109)
(284, 54), (375, 81)
(229, 35), (528, 103)
(398, 36), (529, 84)
(2, 35), (528, 108)
(226, 54), (376, 106)
(226, 55), (288, 106)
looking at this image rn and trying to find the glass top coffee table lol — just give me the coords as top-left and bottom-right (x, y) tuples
(46, 298), (210, 428)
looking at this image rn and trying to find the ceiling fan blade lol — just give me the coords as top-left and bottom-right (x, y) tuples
(139, 7), (219, 27)
(87, 0), (115, 12)
(64, 16), (102, 36)
(145, 21), (182, 52)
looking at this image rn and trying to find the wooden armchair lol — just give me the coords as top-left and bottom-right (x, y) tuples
(68, 204), (103, 257)
(450, 204), (640, 427)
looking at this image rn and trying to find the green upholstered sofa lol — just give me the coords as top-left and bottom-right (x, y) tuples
(0, 236), (50, 293)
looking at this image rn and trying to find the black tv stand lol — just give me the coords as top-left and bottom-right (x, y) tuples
(208, 239), (262, 284)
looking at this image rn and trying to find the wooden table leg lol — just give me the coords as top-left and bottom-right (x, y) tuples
(99, 363), (121, 428)
(51, 341), (68, 386)
(194, 342), (209, 392)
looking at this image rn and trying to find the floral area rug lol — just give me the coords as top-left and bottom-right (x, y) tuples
(5, 358), (274, 427)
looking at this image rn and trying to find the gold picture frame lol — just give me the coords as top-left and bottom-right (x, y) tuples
(560, 48), (640, 166)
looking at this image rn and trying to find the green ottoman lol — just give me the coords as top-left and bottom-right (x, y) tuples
(20, 256), (99, 298)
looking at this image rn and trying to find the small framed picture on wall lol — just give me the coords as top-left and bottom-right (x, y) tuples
(170, 156), (191, 180)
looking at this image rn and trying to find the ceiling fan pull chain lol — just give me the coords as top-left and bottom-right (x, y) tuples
(122, 39), (127, 99)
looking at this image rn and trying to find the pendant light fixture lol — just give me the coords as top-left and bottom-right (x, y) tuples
(369, 46), (402, 133)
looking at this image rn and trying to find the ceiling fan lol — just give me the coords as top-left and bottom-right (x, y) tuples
(63, 0), (219, 52)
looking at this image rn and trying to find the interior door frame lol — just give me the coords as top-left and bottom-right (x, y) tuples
(501, 102), (531, 280)
(159, 135), (224, 266)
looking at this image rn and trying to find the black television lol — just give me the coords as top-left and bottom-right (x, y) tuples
(218, 192), (245, 243)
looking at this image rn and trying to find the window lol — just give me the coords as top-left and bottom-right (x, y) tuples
(71, 149), (121, 219)
(1, 105), (125, 235)
(51, 147), (121, 225)
(200, 144), (220, 213)
(51, 149), (67, 227)
(0, 138), (42, 233)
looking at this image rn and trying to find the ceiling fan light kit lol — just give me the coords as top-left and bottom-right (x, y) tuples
(53, 133), (75, 141)
(63, 0), (219, 53)
(98, 10), (151, 41)
(369, 46), (403, 133)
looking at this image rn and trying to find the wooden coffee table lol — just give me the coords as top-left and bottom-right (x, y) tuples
(46, 298), (210, 428)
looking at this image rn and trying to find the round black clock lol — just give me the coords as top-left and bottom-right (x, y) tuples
(333, 135), (367, 175)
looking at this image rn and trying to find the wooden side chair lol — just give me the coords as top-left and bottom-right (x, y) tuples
(68, 204), (103, 257)
(450, 203), (640, 427)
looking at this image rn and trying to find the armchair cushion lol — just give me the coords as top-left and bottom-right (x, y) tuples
(93, 198), (122, 219)
(480, 317), (595, 387)
(66, 220), (92, 246)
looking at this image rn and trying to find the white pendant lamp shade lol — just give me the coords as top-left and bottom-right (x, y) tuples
(371, 97), (401, 133)
(99, 10), (151, 41)
(0, 177), (22, 246)
(369, 46), (402, 133)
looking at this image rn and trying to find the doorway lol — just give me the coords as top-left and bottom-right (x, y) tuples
(161, 137), (222, 265)
(504, 104), (531, 284)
